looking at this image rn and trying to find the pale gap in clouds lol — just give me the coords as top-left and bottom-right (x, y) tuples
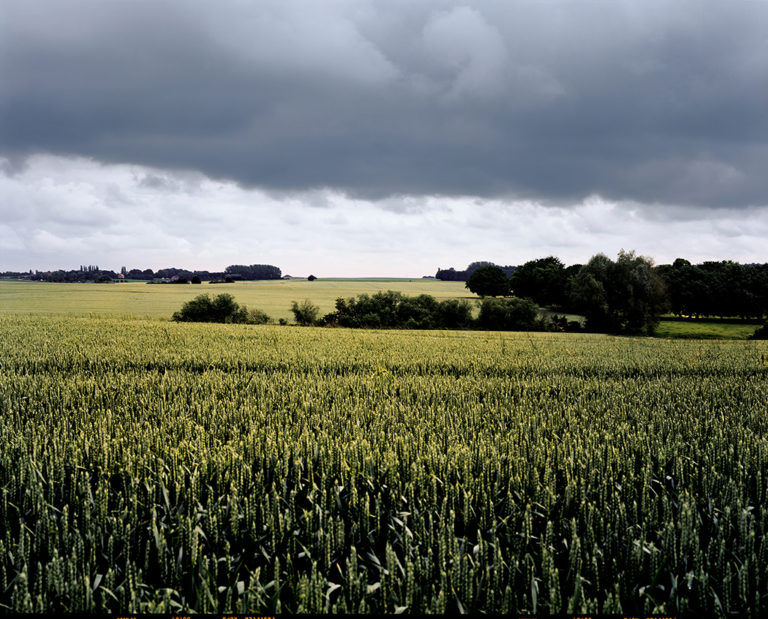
(1, 156), (767, 275)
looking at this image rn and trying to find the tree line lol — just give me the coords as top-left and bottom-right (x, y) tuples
(656, 259), (768, 320)
(1, 263), (282, 283)
(461, 252), (768, 334)
(435, 261), (517, 281)
(174, 248), (768, 336)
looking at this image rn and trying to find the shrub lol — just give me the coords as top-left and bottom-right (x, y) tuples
(291, 299), (320, 326)
(246, 308), (271, 325)
(172, 293), (270, 324)
(331, 291), (475, 330)
(477, 296), (538, 331)
(545, 314), (583, 332)
(749, 323), (768, 340)
(436, 298), (475, 329)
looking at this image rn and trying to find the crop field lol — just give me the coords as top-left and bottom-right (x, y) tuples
(0, 280), (470, 322)
(1, 314), (767, 614)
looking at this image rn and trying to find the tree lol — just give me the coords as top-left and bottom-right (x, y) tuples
(465, 265), (510, 297)
(570, 250), (667, 334)
(225, 264), (282, 280)
(510, 256), (567, 307)
(291, 299), (320, 325)
(307, 274), (317, 281)
(436, 261), (516, 281)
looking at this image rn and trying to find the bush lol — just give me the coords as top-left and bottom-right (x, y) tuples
(436, 298), (475, 329)
(749, 323), (768, 340)
(330, 291), (474, 330)
(545, 314), (583, 332)
(246, 307), (271, 325)
(172, 293), (270, 324)
(291, 299), (320, 325)
(477, 296), (539, 331)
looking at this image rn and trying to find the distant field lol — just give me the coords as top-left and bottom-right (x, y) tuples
(4, 281), (764, 339)
(655, 318), (760, 340)
(0, 279), (471, 322)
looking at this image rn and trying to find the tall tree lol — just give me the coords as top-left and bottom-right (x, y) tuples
(466, 265), (511, 297)
(510, 256), (567, 307)
(571, 250), (667, 334)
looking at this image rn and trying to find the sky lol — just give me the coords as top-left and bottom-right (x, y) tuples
(1, 0), (767, 276)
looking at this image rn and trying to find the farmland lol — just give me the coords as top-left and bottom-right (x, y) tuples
(0, 279), (469, 323)
(1, 312), (767, 614)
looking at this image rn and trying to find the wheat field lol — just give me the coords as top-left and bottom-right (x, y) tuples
(1, 314), (766, 614)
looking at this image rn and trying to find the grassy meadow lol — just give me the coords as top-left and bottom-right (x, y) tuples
(655, 318), (760, 340)
(1, 281), (767, 614)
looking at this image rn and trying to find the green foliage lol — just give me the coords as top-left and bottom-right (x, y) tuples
(331, 291), (474, 329)
(290, 299), (320, 325)
(510, 256), (567, 307)
(2, 315), (768, 614)
(224, 264), (282, 280)
(434, 298), (475, 330)
(465, 265), (511, 297)
(570, 250), (667, 335)
(544, 314), (583, 333)
(656, 259), (768, 319)
(749, 323), (768, 340)
(172, 293), (270, 324)
(477, 296), (539, 331)
(245, 307), (271, 325)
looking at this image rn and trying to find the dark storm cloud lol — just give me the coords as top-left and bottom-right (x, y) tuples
(2, 0), (767, 207)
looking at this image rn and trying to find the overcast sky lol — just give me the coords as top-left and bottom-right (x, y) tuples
(2, 0), (767, 276)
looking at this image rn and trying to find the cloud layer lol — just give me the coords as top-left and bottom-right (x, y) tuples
(2, 155), (767, 275)
(3, 0), (767, 207)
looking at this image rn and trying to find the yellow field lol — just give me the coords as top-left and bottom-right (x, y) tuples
(0, 279), (470, 322)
